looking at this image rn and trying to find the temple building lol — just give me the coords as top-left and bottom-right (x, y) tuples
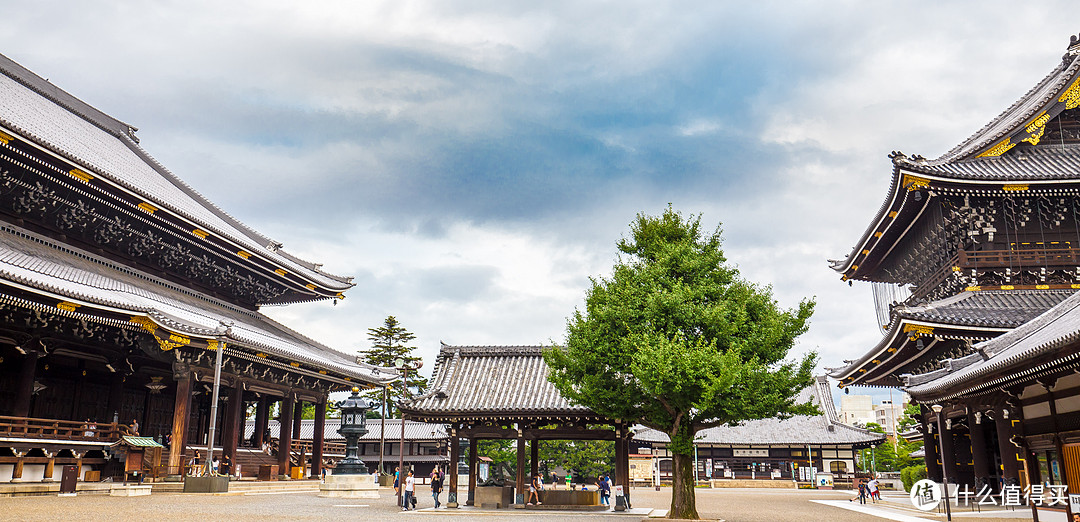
(0, 52), (395, 483)
(828, 32), (1080, 519)
(632, 377), (883, 486)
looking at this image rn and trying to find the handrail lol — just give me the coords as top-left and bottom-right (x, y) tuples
(0, 415), (131, 441)
(959, 247), (1080, 269)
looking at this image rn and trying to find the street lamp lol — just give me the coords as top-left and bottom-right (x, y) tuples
(395, 357), (422, 510)
(931, 404), (952, 522)
(334, 387), (371, 475)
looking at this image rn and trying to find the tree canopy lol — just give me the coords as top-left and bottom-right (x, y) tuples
(357, 316), (428, 418)
(544, 207), (817, 519)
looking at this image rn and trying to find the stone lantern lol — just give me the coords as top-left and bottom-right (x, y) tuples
(319, 387), (379, 499)
(334, 387), (371, 475)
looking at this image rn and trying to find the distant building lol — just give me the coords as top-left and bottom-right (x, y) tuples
(839, 395), (875, 426)
(874, 399), (907, 436)
(633, 376), (884, 486)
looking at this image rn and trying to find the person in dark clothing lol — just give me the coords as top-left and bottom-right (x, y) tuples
(850, 480), (868, 504)
(431, 467), (443, 508)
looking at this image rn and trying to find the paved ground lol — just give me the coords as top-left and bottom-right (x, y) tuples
(4, 486), (1035, 521)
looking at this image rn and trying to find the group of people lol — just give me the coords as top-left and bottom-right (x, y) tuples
(527, 473), (613, 506)
(186, 450), (235, 477)
(393, 465), (445, 511)
(850, 477), (881, 504)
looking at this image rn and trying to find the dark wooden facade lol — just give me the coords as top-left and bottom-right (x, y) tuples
(830, 33), (1080, 521)
(0, 52), (394, 483)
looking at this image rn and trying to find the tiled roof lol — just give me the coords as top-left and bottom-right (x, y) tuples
(0, 52), (353, 293)
(826, 290), (1067, 381)
(905, 289), (1080, 399)
(897, 290), (1074, 328)
(0, 224), (394, 384)
(247, 418), (447, 441)
(929, 46), (1080, 164)
(632, 377), (884, 446)
(400, 344), (594, 419)
(905, 146), (1080, 181)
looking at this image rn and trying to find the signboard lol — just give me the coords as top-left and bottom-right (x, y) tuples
(733, 449), (769, 458)
(1070, 494), (1080, 514)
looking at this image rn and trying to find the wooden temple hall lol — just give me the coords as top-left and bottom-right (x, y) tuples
(828, 32), (1080, 519)
(399, 344), (635, 509)
(0, 52), (396, 483)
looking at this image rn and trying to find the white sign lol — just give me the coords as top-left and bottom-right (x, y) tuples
(1069, 494), (1080, 513)
(733, 449), (769, 458)
(615, 485), (624, 497)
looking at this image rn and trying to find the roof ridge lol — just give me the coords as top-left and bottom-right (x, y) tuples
(927, 51), (1080, 164)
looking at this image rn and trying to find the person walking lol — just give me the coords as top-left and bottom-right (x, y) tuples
(393, 466), (401, 501)
(431, 466), (443, 508)
(867, 477), (880, 503)
(598, 475), (610, 506)
(551, 472), (559, 489)
(403, 469), (416, 511)
(850, 479), (868, 504)
(527, 474), (542, 505)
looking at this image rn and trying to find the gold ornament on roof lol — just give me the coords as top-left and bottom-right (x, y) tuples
(1059, 76), (1080, 110)
(901, 174), (930, 191)
(978, 137), (1017, 158)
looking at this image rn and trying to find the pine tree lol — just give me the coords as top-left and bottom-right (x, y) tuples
(358, 316), (428, 418)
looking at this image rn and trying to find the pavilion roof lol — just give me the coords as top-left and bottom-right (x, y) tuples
(904, 288), (1080, 400)
(399, 344), (596, 422)
(0, 223), (394, 385)
(632, 377), (884, 447)
(827, 289), (1069, 386)
(0, 52), (353, 300)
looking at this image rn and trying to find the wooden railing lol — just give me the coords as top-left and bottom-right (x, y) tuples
(959, 247), (1080, 268)
(289, 439), (346, 458)
(0, 415), (130, 441)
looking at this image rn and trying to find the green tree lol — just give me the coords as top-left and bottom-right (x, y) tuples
(545, 207), (817, 519)
(357, 316), (428, 418)
(897, 403), (922, 432)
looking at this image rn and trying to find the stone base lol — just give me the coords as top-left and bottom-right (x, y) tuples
(110, 485), (152, 497)
(318, 474), (379, 498)
(183, 476), (230, 493)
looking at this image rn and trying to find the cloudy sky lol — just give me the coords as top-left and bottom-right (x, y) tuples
(2, 1), (1077, 402)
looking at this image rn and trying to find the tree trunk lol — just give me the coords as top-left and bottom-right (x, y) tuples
(669, 451), (698, 519)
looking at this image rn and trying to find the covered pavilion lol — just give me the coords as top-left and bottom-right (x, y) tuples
(399, 343), (632, 508)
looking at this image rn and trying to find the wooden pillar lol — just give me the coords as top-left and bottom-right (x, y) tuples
(10, 453), (24, 482)
(467, 437), (478, 505)
(940, 416), (959, 485)
(447, 428), (460, 507)
(12, 350), (40, 417)
(168, 365), (193, 475)
(43, 454), (55, 482)
(921, 407), (942, 482)
(223, 380), (243, 467)
(995, 408), (1021, 486)
(278, 396), (294, 474)
(530, 437), (539, 479)
(254, 397), (269, 447)
(968, 409), (991, 490)
(515, 432), (526, 506)
(292, 400), (303, 439)
(312, 396), (326, 478)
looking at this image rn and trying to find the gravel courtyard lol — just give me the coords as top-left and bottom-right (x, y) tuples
(5, 486), (1033, 522)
